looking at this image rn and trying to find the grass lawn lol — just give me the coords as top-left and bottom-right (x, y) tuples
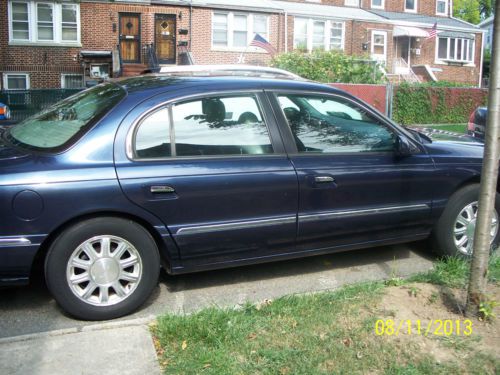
(412, 124), (467, 134)
(152, 255), (500, 374)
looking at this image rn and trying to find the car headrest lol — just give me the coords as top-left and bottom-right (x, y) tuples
(203, 99), (226, 123)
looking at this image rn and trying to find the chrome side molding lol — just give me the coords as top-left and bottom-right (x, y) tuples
(0, 237), (32, 247)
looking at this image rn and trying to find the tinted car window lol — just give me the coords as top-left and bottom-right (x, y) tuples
(172, 95), (273, 156)
(278, 94), (395, 153)
(135, 107), (171, 158)
(6, 83), (125, 151)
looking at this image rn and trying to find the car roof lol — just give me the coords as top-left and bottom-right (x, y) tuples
(115, 74), (345, 98)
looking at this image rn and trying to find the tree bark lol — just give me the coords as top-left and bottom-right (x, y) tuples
(465, 2), (500, 317)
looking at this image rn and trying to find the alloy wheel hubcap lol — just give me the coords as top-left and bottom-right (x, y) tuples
(453, 202), (498, 255)
(66, 235), (142, 306)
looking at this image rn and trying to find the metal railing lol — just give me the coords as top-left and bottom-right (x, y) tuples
(144, 43), (160, 73)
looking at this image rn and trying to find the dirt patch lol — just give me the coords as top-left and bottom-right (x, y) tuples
(375, 283), (500, 365)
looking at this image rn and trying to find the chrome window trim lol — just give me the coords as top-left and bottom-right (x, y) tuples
(299, 204), (429, 223)
(126, 90), (277, 161)
(176, 216), (296, 236)
(0, 237), (32, 247)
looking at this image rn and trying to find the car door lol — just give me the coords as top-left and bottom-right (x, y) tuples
(267, 90), (437, 252)
(116, 91), (298, 268)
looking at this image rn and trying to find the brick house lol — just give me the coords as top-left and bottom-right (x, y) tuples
(0, 0), (484, 90)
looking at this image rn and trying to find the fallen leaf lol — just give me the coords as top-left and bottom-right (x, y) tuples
(342, 338), (352, 347)
(356, 351), (363, 360)
(181, 340), (187, 350)
(248, 332), (257, 340)
(203, 363), (211, 369)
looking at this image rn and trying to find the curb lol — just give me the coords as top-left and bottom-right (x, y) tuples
(0, 315), (157, 345)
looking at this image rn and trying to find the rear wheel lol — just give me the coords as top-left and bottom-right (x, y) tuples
(45, 217), (160, 320)
(432, 184), (499, 256)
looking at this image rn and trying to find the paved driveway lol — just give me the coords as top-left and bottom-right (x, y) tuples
(0, 241), (435, 339)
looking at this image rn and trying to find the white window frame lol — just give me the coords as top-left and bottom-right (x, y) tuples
(293, 17), (345, 53)
(344, 0), (360, 6)
(371, 0), (385, 9)
(9, 1), (30, 41)
(371, 31), (387, 63)
(61, 74), (84, 89)
(211, 11), (270, 52)
(8, 1), (81, 46)
(3, 73), (30, 90)
(435, 36), (475, 65)
(436, 0), (448, 16)
(404, 0), (418, 13)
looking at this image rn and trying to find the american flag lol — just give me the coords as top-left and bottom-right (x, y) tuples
(250, 34), (276, 55)
(427, 22), (438, 40)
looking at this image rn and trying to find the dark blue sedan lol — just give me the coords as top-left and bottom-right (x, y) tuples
(0, 76), (498, 320)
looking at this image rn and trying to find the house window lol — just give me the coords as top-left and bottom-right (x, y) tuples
(61, 4), (78, 41)
(371, 31), (387, 62)
(11, 2), (30, 40)
(436, 0), (448, 15)
(345, 0), (360, 6)
(211, 12), (269, 50)
(61, 74), (84, 89)
(330, 22), (344, 50)
(405, 0), (417, 12)
(371, 0), (384, 9)
(3, 73), (30, 90)
(233, 15), (248, 47)
(293, 18), (345, 52)
(437, 37), (475, 63)
(8, 1), (80, 44)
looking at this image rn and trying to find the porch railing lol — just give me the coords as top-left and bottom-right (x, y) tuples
(392, 58), (421, 84)
(144, 43), (160, 73)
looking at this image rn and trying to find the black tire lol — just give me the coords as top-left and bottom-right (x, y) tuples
(45, 217), (160, 320)
(431, 184), (500, 257)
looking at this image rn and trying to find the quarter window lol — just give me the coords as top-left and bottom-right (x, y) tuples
(277, 94), (395, 154)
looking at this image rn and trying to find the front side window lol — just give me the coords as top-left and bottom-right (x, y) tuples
(172, 95), (273, 157)
(9, 1), (80, 44)
(278, 94), (395, 153)
(3, 73), (29, 90)
(6, 83), (125, 151)
(436, 0), (448, 15)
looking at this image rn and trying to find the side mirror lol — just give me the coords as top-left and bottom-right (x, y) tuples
(395, 134), (417, 157)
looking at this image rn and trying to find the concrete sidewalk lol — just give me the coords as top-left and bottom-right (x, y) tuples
(0, 317), (160, 375)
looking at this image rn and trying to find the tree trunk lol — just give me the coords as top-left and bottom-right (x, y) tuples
(465, 2), (500, 317)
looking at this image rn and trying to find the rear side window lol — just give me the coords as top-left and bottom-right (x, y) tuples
(133, 94), (274, 158)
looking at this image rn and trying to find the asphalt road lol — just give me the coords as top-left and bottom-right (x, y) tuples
(0, 241), (436, 339)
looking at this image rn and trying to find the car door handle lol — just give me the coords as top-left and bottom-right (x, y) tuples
(150, 185), (176, 194)
(314, 176), (335, 184)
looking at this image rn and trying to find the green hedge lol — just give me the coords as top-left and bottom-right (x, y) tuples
(271, 50), (386, 84)
(392, 83), (487, 125)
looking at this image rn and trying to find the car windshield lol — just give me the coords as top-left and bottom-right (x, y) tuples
(5, 83), (126, 151)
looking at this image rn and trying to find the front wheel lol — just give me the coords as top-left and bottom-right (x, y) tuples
(45, 217), (160, 320)
(432, 184), (500, 256)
